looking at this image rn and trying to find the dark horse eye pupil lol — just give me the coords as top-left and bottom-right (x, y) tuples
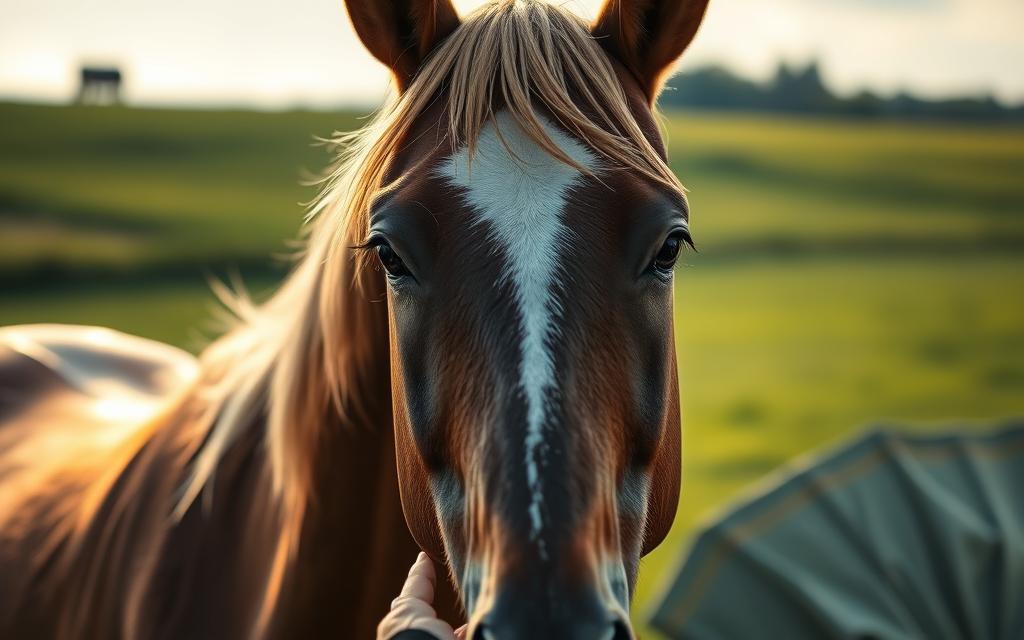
(376, 243), (407, 276)
(654, 236), (682, 270)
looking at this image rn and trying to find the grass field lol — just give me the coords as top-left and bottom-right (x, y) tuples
(1, 102), (1022, 634)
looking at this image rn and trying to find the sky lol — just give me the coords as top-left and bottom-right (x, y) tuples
(1, 0), (1022, 109)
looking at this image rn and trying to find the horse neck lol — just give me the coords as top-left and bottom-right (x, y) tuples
(268, 388), (423, 637)
(140, 388), (408, 638)
(170, 260), (460, 636)
(53, 324), (406, 638)
(264, 269), (464, 635)
(262, 268), (456, 636)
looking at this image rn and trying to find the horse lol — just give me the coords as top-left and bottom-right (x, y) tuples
(0, 0), (709, 637)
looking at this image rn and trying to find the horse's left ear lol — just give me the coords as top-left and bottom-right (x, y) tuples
(344, 0), (461, 91)
(591, 0), (710, 104)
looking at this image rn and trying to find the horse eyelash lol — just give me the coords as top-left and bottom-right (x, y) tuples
(349, 237), (384, 253)
(680, 229), (698, 253)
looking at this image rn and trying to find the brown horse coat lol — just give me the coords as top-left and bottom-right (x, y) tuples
(0, 325), (456, 638)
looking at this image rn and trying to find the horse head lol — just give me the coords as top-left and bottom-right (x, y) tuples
(341, 1), (708, 636)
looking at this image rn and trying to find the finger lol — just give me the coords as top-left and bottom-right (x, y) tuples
(408, 552), (436, 583)
(394, 552), (436, 607)
(454, 624), (468, 640)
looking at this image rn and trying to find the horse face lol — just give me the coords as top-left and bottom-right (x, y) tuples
(378, 105), (685, 632)
(345, 0), (708, 636)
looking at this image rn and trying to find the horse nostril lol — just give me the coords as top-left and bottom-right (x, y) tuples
(471, 591), (632, 639)
(471, 624), (495, 640)
(476, 624), (625, 640)
(612, 619), (634, 640)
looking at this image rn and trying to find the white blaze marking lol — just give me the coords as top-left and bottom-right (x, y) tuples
(441, 110), (597, 544)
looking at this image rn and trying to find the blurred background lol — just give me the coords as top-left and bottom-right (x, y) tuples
(2, 0), (1022, 635)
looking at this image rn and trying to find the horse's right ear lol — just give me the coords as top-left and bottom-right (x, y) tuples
(344, 0), (460, 92)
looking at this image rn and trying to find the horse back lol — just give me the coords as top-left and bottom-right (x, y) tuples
(0, 325), (199, 638)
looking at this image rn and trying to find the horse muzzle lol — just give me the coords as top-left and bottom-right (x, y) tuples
(470, 600), (633, 640)
(464, 559), (635, 640)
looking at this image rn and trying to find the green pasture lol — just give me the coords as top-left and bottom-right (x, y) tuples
(1, 102), (1022, 635)
(2, 102), (1023, 278)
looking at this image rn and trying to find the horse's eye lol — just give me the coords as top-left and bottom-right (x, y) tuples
(375, 242), (410, 278)
(651, 230), (690, 274)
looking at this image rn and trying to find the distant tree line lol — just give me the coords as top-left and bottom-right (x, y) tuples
(660, 62), (1024, 122)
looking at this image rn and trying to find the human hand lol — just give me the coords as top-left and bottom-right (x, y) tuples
(377, 552), (467, 640)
